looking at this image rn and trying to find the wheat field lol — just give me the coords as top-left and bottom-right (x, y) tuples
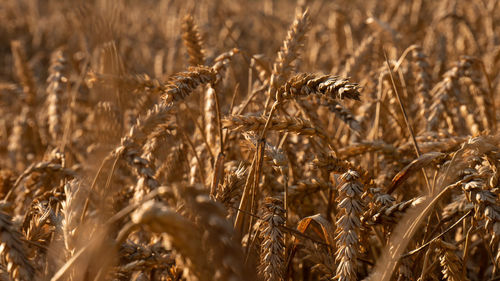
(0, 0), (499, 280)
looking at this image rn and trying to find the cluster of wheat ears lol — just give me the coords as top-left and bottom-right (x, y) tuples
(0, 0), (499, 280)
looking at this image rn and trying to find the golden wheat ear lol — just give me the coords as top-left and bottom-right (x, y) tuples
(344, 35), (375, 79)
(181, 15), (205, 67)
(10, 41), (36, 108)
(258, 197), (286, 281)
(161, 66), (216, 104)
(271, 9), (310, 89)
(278, 73), (360, 101)
(46, 49), (67, 145)
(0, 211), (35, 281)
(334, 170), (364, 281)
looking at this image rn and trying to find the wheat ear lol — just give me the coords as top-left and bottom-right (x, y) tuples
(335, 170), (364, 281)
(259, 197), (286, 281)
(161, 66), (216, 104)
(181, 15), (205, 66)
(46, 49), (66, 143)
(278, 73), (360, 101)
(0, 211), (35, 281)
